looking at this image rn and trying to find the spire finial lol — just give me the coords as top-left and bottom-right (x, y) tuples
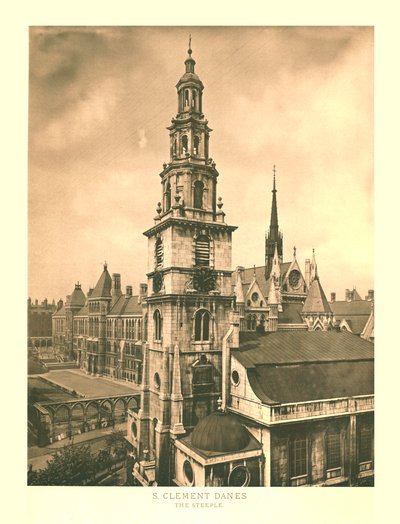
(104, 261), (107, 270)
(253, 264), (256, 278)
(293, 246), (296, 258)
(272, 164), (277, 192)
(188, 34), (192, 56)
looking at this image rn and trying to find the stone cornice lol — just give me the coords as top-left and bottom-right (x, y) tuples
(143, 216), (237, 237)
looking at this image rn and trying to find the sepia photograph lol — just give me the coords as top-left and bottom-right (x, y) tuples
(27, 26), (374, 488)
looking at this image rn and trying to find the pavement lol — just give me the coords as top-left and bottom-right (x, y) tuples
(37, 368), (140, 398)
(28, 422), (126, 471)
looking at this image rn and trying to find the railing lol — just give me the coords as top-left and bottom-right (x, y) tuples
(270, 395), (374, 422)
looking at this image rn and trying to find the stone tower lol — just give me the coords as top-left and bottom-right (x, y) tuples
(265, 167), (283, 279)
(136, 41), (237, 485)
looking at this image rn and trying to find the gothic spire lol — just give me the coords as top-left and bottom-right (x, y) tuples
(265, 166), (283, 279)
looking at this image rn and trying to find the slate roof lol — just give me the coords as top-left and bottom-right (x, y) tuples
(69, 287), (86, 308)
(91, 266), (112, 298)
(75, 303), (89, 316)
(246, 361), (374, 404)
(241, 263), (292, 299)
(109, 295), (142, 316)
(53, 306), (66, 317)
(279, 303), (304, 324)
(331, 300), (371, 316)
(331, 300), (372, 335)
(302, 277), (332, 314)
(233, 331), (374, 405)
(236, 331), (374, 365)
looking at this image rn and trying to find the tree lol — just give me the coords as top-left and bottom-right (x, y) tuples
(105, 429), (126, 458)
(28, 444), (97, 486)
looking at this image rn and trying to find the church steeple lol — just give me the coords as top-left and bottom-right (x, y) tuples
(265, 166), (283, 279)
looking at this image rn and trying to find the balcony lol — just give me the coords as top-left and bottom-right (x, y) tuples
(270, 395), (374, 423)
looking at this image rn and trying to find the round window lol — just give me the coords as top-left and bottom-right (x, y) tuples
(231, 370), (240, 386)
(131, 421), (137, 438)
(228, 465), (250, 487)
(154, 372), (161, 389)
(183, 460), (194, 485)
(251, 292), (259, 302)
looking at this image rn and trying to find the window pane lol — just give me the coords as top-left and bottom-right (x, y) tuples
(327, 432), (341, 470)
(359, 425), (372, 463)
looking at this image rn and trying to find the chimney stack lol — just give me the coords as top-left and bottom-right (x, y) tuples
(330, 292), (336, 303)
(305, 259), (311, 288)
(366, 289), (374, 301)
(111, 273), (122, 304)
(126, 285), (133, 297)
(345, 289), (353, 302)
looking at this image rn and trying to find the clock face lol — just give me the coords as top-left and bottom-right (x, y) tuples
(288, 269), (301, 289)
(192, 267), (216, 293)
(228, 465), (250, 487)
(153, 271), (163, 293)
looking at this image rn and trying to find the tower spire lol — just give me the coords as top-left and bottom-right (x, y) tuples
(265, 165), (283, 279)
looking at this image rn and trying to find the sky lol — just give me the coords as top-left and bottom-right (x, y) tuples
(28, 26), (373, 302)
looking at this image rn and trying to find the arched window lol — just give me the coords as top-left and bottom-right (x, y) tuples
(155, 237), (163, 269)
(184, 89), (189, 107)
(165, 182), (171, 211)
(192, 90), (197, 109)
(182, 135), (188, 154)
(195, 235), (210, 267)
(193, 180), (204, 209)
(194, 309), (210, 341)
(193, 136), (200, 155)
(154, 310), (162, 341)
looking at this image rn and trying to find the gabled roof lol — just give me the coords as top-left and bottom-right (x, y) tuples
(302, 277), (331, 314)
(235, 331), (374, 366)
(91, 265), (112, 298)
(75, 303), (89, 317)
(241, 263), (292, 300)
(52, 306), (66, 317)
(109, 295), (142, 316)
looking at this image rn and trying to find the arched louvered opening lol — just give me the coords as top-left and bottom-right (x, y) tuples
(193, 180), (204, 209)
(182, 135), (188, 154)
(165, 182), (171, 211)
(194, 309), (210, 341)
(155, 237), (163, 269)
(154, 310), (162, 341)
(194, 135), (200, 155)
(195, 235), (210, 267)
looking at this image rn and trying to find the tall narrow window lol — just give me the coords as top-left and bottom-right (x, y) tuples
(290, 437), (308, 481)
(326, 431), (341, 471)
(182, 135), (188, 154)
(184, 89), (189, 107)
(195, 235), (210, 267)
(154, 310), (162, 341)
(192, 90), (197, 109)
(165, 182), (171, 211)
(194, 309), (210, 341)
(155, 237), (163, 269)
(193, 136), (200, 156)
(359, 424), (373, 464)
(193, 180), (204, 208)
